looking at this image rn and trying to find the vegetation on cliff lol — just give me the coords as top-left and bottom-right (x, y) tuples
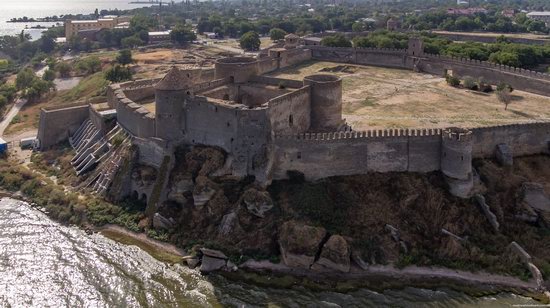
(2, 142), (550, 283)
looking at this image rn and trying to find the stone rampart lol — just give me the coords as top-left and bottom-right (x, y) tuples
(133, 137), (168, 168)
(267, 86), (311, 134)
(114, 94), (156, 139)
(471, 122), (550, 158)
(308, 45), (410, 69)
(192, 77), (231, 93)
(38, 104), (90, 150)
(307, 45), (550, 96)
(250, 75), (304, 88)
(279, 48), (312, 69)
(257, 57), (279, 75)
(272, 123), (550, 181)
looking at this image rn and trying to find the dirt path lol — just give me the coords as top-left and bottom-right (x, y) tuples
(241, 260), (540, 292)
(0, 98), (27, 137)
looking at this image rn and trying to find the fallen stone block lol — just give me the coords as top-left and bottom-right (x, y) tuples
(474, 194), (500, 232)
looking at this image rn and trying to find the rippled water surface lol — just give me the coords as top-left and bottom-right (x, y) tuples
(0, 198), (542, 307)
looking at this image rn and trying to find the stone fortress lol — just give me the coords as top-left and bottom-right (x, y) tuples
(38, 35), (550, 201)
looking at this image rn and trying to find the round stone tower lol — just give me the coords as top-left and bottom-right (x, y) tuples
(441, 127), (474, 198)
(303, 74), (343, 132)
(155, 67), (193, 142)
(215, 57), (258, 83)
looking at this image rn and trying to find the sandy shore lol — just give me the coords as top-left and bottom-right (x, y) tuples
(96, 224), (186, 259)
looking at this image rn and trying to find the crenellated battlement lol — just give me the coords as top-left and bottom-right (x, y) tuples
(274, 127), (443, 142)
(424, 53), (550, 81)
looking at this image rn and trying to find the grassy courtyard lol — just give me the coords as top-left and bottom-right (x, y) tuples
(269, 61), (550, 130)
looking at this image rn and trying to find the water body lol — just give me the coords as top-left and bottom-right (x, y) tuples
(0, 0), (154, 38)
(0, 197), (541, 307)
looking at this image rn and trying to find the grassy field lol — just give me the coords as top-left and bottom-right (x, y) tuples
(269, 61), (550, 130)
(4, 72), (108, 136)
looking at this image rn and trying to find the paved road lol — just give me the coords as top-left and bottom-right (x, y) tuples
(0, 98), (27, 137)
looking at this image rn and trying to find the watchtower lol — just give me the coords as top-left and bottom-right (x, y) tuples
(155, 67), (193, 142)
(407, 37), (424, 57)
(441, 128), (474, 198)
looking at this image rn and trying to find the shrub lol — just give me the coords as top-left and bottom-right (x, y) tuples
(477, 78), (493, 93)
(463, 76), (478, 90)
(497, 88), (513, 110)
(445, 74), (460, 87)
(105, 65), (132, 83)
(321, 34), (352, 48)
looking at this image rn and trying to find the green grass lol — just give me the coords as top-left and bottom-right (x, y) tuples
(51, 72), (109, 105)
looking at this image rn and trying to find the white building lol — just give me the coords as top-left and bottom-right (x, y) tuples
(527, 12), (550, 26)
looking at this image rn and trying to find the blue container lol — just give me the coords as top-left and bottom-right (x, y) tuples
(0, 138), (7, 154)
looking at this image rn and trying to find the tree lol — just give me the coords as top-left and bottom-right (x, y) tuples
(16, 68), (36, 90)
(269, 28), (287, 41)
(105, 65), (132, 82)
(171, 23), (197, 45)
(42, 69), (56, 81)
(116, 49), (133, 66)
(489, 51), (521, 68)
(321, 34), (352, 48)
(39, 33), (56, 53)
(121, 35), (144, 49)
(239, 31), (261, 51)
(497, 87), (512, 110)
(76, 56), (101, 75)
(55, 61), (72, 78)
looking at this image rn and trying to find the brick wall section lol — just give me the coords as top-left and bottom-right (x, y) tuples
(267, 86), (311, 135)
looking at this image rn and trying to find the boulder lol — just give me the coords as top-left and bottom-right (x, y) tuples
(199, 248), (228, 273)
(193, 176), (217, 207)
(186, 257), (200, 269)
(242, 188), (273, 218)
(200, 248), (228, 259)
(312, 235), (351, 273)
(278, 221), (327, 269)
(521, 183), (550, 212)
(167, 177), (194, 204)
(200, 256), (227, 273)
(495, 143), (513, 167)
(351, 249), (369, 270)
(218, 212), (237, 236)
(152, 213), (175, 230)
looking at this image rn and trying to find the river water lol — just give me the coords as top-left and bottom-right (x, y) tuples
(0, 0), (153, 38)
(0, 197), (541, 307)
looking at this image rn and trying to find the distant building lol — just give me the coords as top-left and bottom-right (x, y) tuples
(64, 16), (131, 39)
(203, 32), (217, 39)
(502, 9), (516, 19)
(304, 37), (322, 46)
(387, 18), (400, 31)
(457, 0), (469, 5)
(148, 31), (171, 44)
(447, 8), (488, 16)
(526, 12), (550, 26)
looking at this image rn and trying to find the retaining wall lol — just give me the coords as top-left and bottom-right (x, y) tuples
(38, 104), (90, 150)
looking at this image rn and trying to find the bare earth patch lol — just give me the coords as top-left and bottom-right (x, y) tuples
(269, 61), (550, 130)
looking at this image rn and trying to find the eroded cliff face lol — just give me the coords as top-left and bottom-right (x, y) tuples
(120, 144), (550, 280)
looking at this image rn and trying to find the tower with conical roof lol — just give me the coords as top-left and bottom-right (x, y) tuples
(155, 67), (193, 141)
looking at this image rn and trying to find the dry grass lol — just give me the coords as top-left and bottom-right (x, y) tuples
(269, 61), (550, 130)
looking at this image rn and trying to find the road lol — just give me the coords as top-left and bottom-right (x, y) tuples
(0, 97), (27, 138)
